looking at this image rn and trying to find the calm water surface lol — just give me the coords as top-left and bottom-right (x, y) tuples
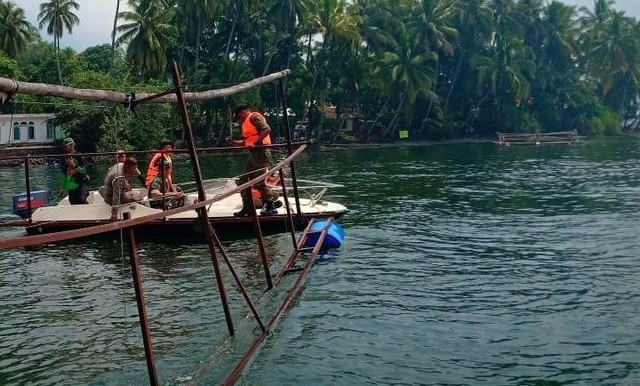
(1, 139), (640, 385)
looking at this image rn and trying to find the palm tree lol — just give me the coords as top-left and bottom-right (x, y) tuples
(176, 0), (226, 77)
(116, 0), (177, 78)
(377, 25), (437, 138)
(110, 0), (121, 75)
(407, 0), (459, 131)
(37, 0), (80, 84)
(472, 38), (536, 132)
(306, 0), (362, 128)
(537, 1), (579, 88)
(588, 10), (639, 116)
(444, 0), (493, 110)
(263, 0), (313, 74)
(0, 1), (34, 58)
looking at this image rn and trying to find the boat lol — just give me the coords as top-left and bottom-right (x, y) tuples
(13, 175), (347, 237)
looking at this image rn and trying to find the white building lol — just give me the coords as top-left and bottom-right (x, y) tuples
(0, 113), (58, 146)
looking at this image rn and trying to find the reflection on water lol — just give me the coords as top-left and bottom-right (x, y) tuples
(2, 138), (640, 385)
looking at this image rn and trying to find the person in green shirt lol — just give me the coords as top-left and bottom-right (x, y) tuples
(60, 137), (90, 204)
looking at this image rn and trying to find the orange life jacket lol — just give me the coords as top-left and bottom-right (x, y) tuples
(144, 152), (172, 187)
(242, 112), (272, 147)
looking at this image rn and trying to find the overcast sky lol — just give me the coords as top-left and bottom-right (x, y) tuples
(13, 0), (640, 52)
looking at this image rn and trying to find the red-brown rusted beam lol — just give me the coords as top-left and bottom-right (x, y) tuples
(24, 155), (32, 221)
(249, 198), (273, 290)
(124, 212), (159, 386)
(221, 223), (329, 385)
(210, 231), (266, 333)
(278, 78), (303, 221)
(171, 62), (235, 336)
(277, 168), (298, 249)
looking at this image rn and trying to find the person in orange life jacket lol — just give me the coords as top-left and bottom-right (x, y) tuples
(226, 103), (278, 216)
(60, 137), (90, 204)
(145, 140), (174, 188)
(147, 162), (184, 210)
(251, 188), (283, 209)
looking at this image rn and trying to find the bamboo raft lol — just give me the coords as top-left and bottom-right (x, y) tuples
(495, 130), (581, 146)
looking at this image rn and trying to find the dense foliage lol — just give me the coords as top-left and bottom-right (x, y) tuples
(0, 0), (639, 150)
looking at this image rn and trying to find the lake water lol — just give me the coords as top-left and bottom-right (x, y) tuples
(1, 138), (640, 385)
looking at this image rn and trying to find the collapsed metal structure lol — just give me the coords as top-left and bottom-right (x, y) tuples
(0, 63), (337, 384)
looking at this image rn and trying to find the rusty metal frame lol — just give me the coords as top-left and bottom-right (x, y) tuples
(0, 63), (338, 386)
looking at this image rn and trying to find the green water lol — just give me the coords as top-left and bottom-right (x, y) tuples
(1, 138), (640, 385)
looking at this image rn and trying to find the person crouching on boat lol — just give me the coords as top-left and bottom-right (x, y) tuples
(60, 137), (90, 204)
(108, 150), (146, 185)
(226, 103), (278, 217)
(145, 139), (174, 188)
(100, 157), (143, 221)
(147, 162), (184, 210)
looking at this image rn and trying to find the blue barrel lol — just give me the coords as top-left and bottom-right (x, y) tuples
(304, 220), (345, 249)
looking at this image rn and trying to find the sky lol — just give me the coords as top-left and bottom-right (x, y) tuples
(12, 0), (640, 52)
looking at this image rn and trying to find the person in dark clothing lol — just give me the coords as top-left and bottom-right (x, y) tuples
(226, 104), (279, 216)
(60, 137), (90, 204)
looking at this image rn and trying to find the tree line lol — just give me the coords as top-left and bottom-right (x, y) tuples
(0, 0), (638, 151)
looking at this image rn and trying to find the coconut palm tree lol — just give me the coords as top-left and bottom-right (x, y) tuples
(0, 1), (34, 58)
(263, 0), (313, 74)
(472, 37), (536, 132)
(407, 0), (459, 132)
(306, 0), (362, 128)
(110, 0), (121, 75)
(589, 10), (639, 116)
(116, 0), (177, 78)
(378, 25), (437, 138)
(37, 0), (80, 84)
(176, 0), (226, 77)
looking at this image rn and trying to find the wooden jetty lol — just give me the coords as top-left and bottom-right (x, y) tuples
(495, 130), (581, 146)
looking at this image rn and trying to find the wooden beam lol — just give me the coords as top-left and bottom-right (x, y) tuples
(0, 70), (290, 104)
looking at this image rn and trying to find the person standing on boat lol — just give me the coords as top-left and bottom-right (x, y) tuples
(144, 140), (174, 188)
(100, 157), (143, 221)
(60, 137), (90, 205)
(226, 104), (278, 217)
(147, 162), (184, 210)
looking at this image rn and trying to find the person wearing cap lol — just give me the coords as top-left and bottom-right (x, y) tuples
(107, 150), (145, 186)
(144, 140), (174, 188)
(147, 162), (184, 210)
(100, 157), (143, 221)
(60, 137), (90, 204)
(226, 104), (278, 216)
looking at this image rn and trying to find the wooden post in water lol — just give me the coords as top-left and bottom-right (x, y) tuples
(24, 155), (32, 221)
(278, 78), (303, 222)
(170, 62), (235, 336)
(249, 202), (273, 290)
(123, 212), (159, 386)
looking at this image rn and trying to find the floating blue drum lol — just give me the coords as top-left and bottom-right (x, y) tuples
(304, 220), (345, 249)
